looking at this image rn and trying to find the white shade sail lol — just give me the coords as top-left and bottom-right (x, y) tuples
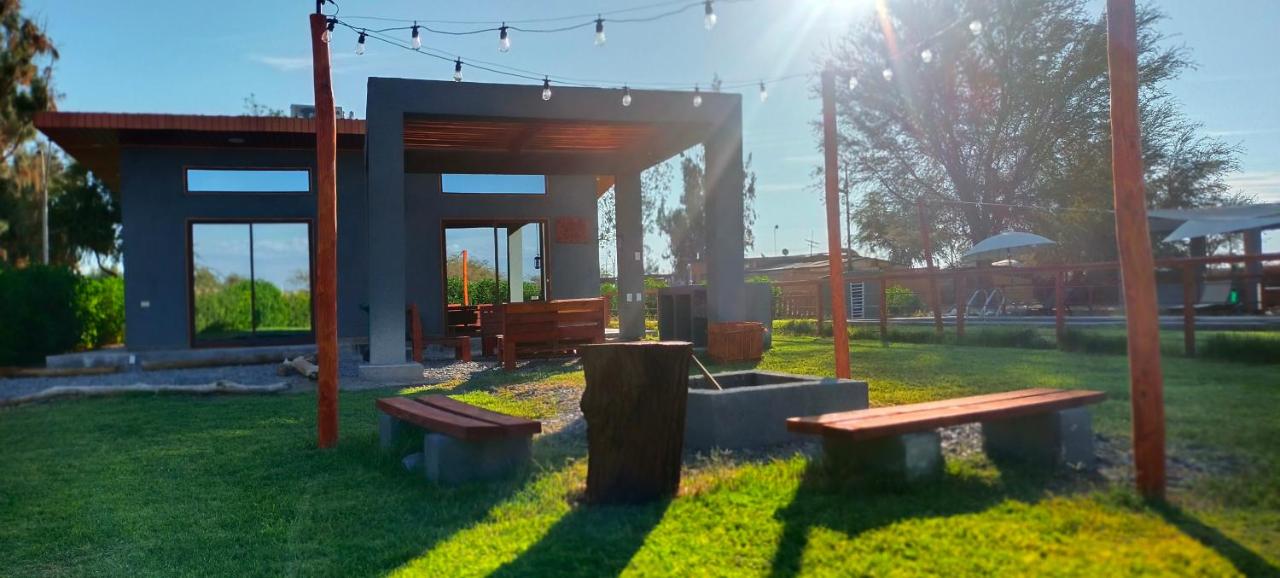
(962, 231), (1056, 262)
(1161, 215), (1280, 242)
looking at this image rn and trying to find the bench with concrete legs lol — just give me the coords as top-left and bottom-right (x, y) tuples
(376, 395), (541, 485)
(786, 388), (1106, 482)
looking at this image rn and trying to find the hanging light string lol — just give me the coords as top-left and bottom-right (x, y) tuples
(333, 19), (807, 93)
(338, 0), (748, 31)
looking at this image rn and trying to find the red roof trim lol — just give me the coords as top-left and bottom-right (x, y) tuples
(33, 111), (366, 135)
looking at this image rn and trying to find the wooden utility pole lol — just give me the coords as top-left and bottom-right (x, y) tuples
(820, 68), (851, 379)
(310, 9), (339, 449)
(1107, 0), (1165, 500)
(915, 198), (944, 336)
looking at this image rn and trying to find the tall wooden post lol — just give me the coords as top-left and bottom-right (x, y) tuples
(821, 68), (851, 378)
(916, 198), (944, 336)
(1107, 0), (1165, 500)
(309, 11), (339, 449)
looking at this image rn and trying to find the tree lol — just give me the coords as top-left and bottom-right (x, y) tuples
(49, 162), (120, 272)
(0, 0), (55, 164)
(821, 0), (1238, 265)
(242, 93), (285, 117)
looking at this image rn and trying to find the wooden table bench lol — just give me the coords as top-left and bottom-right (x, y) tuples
(492, 298), (607, 370)
(376, 394), (541, 484)
(408, 304), (472, 363)
(786, 388), (1106, 482)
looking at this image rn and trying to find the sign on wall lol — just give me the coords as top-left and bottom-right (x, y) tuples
(555, 217), (590, 244)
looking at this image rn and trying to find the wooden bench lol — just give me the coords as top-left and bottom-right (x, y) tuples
(787, 388), (1106, 481)
(377, 394), (542, 484)
(493, 298), (607, 370)
(407, 304), (472, 363)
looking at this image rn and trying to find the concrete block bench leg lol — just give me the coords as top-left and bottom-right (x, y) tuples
(822, 431), (943, 483)
(420, 433), (533, 485)
(981, 407), (1095, 469)
(378, 414), (405, 450)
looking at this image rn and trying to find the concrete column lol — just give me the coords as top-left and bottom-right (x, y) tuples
(615, 172), (645, 341)
(509, 227), (525, 303)
(703, 105), (747, 323)
(1244, 228), (1263, 313)
(361, 103), (421, 381)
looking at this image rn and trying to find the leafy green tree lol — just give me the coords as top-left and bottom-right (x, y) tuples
(49, 162), (120, 271)
(0, 0), (55, 163)
(822, 0), (1238, 265)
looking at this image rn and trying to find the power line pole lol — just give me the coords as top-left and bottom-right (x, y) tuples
(310, 5), (340, 449)
(39, 141), (48, 265)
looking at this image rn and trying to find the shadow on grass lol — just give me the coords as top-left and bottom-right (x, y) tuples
(487, 498), (671, 578)
(1156, 503), (1279, 577)
(766, 459), (1061, 578)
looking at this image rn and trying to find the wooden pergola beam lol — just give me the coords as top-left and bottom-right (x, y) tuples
(310, 12), (339, 448)
(1106, 0), (1166, 499)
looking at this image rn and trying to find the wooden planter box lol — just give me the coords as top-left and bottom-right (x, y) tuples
(707, 322), (765, 363)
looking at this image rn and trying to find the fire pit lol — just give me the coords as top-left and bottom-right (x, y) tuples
(684, 370), (868, 451)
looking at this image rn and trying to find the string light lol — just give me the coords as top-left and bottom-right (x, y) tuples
(594, 16), (606, 46)
(920, 48), (933, 63)
(847, 76), (858, 90)
(356, 30), (367, 55)
(704, 1), (717, 30)
(453, 58), (463, 81)
(498, 24), (511, 52)
(322, 18), (336, 43)
(693, 85), (703, 107)
(758, 81), (768, 103)
(542, 77), (553, 101)
(411, 23), (422, 49)
(621, 86), (632, 107)
(969, 20), (983, 35)
(882, 68), (893, 81)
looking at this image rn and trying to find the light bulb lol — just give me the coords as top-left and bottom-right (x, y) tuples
(621, 86), (632, 107)
(595, 17), (606, 46)
(847, 76), (858, 90)
(882, 68), (893, 81)
(411, 24), (421, 50)
(920, 49), (933, 63)
(321, 19), (335, 43)
(356, 31), (366, 55)
(693, 85), (703, 107)
(541, 78), (552, 101)
(498, 25), (511, 52)
(453, 58), (463, 82)
(758, 82), (768, 103)
(704, 1), (717, 30)
(969, 20), (983, 35)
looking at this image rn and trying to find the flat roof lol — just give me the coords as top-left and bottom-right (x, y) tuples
(34, 111), (367, 190)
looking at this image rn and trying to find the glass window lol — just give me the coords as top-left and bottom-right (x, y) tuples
(191, 222), (312, 345)
(186, 169), (311, 193)
(441, 174), (546, 195)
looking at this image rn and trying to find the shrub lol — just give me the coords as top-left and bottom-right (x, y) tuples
(0, 265), (81, 366)
(74, 275), (125, 349)
(1200, 333), (1280, 364)
(1058, 328), (1128, 355)
(885, 284), (924, 316)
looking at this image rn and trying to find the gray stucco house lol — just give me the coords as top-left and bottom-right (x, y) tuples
(36, 79), (747, 378)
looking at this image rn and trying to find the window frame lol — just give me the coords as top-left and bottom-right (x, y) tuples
(183, 166), (315, 195)
(186, 218), (317, 348)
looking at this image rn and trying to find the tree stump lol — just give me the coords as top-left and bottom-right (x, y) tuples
(580, 341), (692, 504)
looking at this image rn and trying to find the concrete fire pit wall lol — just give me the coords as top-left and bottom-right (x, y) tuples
(684, 371), (869, 451)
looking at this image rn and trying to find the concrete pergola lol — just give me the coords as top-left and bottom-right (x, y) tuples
(359, 78), (747, 379)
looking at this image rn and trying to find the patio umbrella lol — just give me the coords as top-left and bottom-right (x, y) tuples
(962, 231), (1056, 262)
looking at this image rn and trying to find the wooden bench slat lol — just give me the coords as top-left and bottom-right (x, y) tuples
(418, 395), (541, 436)
(375, 397), (507, 441)
(787, 389), (1106, 441)
(787, 388), (1063, 434)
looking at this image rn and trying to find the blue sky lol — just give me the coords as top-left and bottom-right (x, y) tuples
(27, 0), (1280, 263)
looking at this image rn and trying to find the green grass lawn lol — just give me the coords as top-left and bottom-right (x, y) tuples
(2, 336), (1277, 576)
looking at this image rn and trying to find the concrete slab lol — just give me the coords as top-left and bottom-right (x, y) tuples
(823, 431), (943, 483)
(982, 407), (1095, 469)
(423, 432), (532, 485)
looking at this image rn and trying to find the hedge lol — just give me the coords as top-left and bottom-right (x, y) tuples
(0, 266), (124, 366)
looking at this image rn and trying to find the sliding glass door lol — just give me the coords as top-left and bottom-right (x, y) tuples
(190, 221), (313, 346)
